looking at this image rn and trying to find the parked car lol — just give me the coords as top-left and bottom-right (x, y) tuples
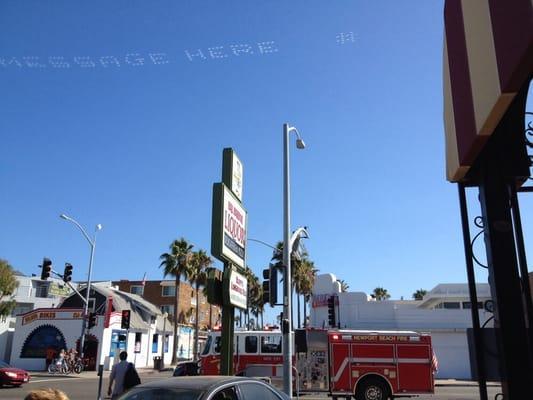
(0, 360), (30, 387)
(118, 376), (289, 400)
(173, 360), (199, 376)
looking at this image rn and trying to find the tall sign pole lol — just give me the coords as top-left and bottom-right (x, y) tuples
(211, 148), (248, 375)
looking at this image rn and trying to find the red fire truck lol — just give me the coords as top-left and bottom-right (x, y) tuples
(200, 328), (436, 399)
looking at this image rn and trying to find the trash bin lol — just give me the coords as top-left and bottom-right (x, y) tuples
(153, 356), (162, 370)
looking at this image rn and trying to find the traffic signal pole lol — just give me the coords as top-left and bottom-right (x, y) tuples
(79, 236), (96, 360)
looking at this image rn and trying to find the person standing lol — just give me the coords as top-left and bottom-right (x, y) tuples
(45, 347), (56, 369)
(108, 351), (131, 399)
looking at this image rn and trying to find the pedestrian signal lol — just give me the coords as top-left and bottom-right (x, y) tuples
(121, 310), (131, 330)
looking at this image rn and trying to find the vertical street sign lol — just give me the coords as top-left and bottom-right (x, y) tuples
(211, 147), (248, 375)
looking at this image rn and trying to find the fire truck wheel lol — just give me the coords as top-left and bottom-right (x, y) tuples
(355, 377), (390, 400)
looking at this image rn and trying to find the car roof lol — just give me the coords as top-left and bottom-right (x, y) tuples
(135, 376), (266, 391)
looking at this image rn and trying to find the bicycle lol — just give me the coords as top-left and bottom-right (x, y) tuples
(47, 359), (69, 374)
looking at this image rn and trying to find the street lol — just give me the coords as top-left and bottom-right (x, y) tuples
(0, 370), (503, 400)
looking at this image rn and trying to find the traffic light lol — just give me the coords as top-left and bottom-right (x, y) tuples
(63, 263), (73, 283)
(121, 310), (131, 330)
(262, 264), (278, 306)
(88, 312), (97, 329)
(327, 296), (336, 327)
(206, 268), (223, 306)
(40, 258), (52, 280)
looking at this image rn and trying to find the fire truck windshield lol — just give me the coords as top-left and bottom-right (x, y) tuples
(201, 335), (212, 356)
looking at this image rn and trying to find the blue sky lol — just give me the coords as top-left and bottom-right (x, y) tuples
(2, 1), (532, 322)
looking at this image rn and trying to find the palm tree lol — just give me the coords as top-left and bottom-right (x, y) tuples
(300, 259), (318, 327)
(188, 250), (212, 360)
(412, 289), (427, 300)
(159, 237), (194, 364)
(246, 267), (263, 329)
(338, 279), (349, 293)
(271, 241), (308, 329)
(371, 287), (391, 301)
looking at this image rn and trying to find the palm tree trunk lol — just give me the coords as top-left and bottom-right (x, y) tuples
(194, 281), (200, 360)
(209, 304), (213, 329)
(291, 287), (294, 330)
(172, 277), (180, 364)
(297, 293), (301, 329)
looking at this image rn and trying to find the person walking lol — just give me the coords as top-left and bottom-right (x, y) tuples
(108, 351), (136, 399)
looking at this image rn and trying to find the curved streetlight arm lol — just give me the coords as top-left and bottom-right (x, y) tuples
(287, 125), (302, 140)
(248, 228), (309, 257)
(60, 214), (94, 246)
(290, 227), (309, 251)
(247, 238), (281, 254)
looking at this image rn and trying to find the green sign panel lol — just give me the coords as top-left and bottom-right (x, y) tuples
(222, 148), (243, 202)
(48, 282), (72, 297)
(211, 182), (247, 268)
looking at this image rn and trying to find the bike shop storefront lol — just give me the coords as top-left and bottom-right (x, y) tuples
(9, 308), (100, 371)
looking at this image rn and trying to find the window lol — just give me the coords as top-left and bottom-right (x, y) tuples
(160, 305), (174, 315)
(261, 335), (281, 354)
(202, 335), (213, 355)
(238, 383), (282, 400)
(164, 334), (169, 353)
(245, 336), (258, 353)
(463, 301), (483, 309)
(130, 285), (144, 296)
(88, 298), (96, 312)
(212, 386), (238, 400)
(134, 332), (142, 353)
(435, 302), (460, 309)
(34, 284), (48, 298)
(162, 286), (176, 297)
(152, 334), (159, 353)
(214, 336), (221, 354)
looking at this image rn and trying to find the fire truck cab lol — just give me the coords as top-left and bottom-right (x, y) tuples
(200, 328), (435, 400)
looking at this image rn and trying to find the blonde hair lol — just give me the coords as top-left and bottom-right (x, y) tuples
(25, 388), (69, 400)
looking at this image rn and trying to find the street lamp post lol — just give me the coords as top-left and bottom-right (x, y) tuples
(60, 213), (102, 359)
(282, 123), (306, 398)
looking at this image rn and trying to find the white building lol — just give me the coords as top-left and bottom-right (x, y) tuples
(9, 283), (173, 371)
(310, 274), (493, 379)
(0, 273), (75, 361)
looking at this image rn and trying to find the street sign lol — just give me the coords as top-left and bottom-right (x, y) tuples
(222, 148), (243, 202)
(48, 282), (72, 297)
(211, 183), (247, 268)
(224, 266), (248, 310)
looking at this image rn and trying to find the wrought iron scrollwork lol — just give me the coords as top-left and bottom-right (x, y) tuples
(525, 112), (533, 175)
(471, 216), (488, 269)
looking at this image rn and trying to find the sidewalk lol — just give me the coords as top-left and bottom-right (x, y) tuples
(29, 367), (173, 379)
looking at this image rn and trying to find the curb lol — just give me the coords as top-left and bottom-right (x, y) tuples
(435, 381), (501, 388)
